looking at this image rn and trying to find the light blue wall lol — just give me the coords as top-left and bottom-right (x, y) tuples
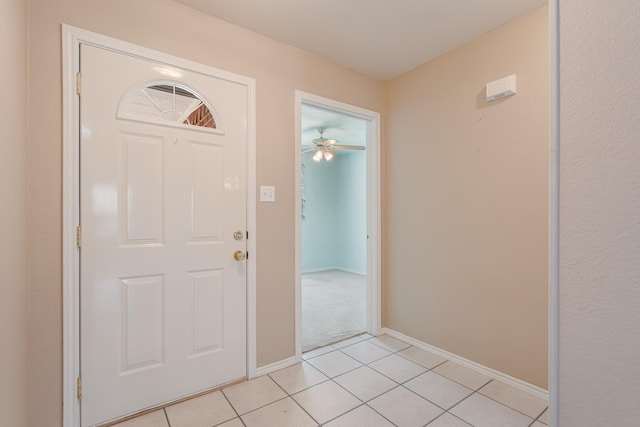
(301, 150), (366, 274)
(335, 151), (367, 273)
(301, 154), (339, 270)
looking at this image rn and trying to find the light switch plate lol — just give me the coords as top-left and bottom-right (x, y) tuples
(260, 185), (276, 202)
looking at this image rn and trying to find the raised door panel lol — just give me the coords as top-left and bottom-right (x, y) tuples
(189, 142), (223, 243)
(188, 269), (224, 357)
(119, 275), (165, 373)
(120, 133), (165, 246)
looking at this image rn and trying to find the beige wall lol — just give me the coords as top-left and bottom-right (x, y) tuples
(1, 0), (29, 426)
(27, 0), (384, 424)
(384, 6), (549, 388)
(558, 0), (640, 424)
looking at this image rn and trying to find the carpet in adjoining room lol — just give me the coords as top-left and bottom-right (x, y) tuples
(302, 269), (366, 352)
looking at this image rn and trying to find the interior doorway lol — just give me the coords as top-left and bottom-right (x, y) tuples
(300, 105), (368, 351)
(294, 91), (381, 358)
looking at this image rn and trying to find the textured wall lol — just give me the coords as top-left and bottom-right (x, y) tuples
(0, 0), (28, 425)
(384, 6), (549, 388)
(558, 0), (640, 424)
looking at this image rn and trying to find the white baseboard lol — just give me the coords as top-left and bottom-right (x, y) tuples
(255, 356), (298, 377)
(301, 266), (366, 275)
(382, 328), (549, 400)
(335, 267), (367, 276)
(301, 266), (337, 274)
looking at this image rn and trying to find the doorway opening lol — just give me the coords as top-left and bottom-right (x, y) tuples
(294, 91), (381, 358)
(301, 105), (367, 351)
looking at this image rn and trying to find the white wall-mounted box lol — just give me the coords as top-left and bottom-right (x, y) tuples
(486, 74), (517, 102)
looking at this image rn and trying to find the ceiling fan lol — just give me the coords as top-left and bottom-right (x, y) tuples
(302, 127), (365, 162)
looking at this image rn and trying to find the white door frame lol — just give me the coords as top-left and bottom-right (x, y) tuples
(61, 25), (257, 427)
(294, 91), (382, 360)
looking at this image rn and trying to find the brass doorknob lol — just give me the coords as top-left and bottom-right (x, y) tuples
(233, 251), (246, 261)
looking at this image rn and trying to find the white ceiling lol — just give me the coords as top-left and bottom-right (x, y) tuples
(175, 0), (548, 81)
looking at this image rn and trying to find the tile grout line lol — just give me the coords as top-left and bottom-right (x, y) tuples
(530, 406), (549, 426)
(429, 360), (550, 420)
(477, 391), (543, 421)
(309, 340), (465, 424)
(394, 348), (448, 369)
(304, 336), (546, 426)
(301, 343), (403, 426)
(268, 370), (324, 426)
(302, 345), (338, 361)
(302, 332), (375, 360)
(162, 408), (171, 427)
(338, 345), (393, 365)
(318, 403), (364, 426)
(365, 340), (411, 355)
(302, 340), (406, 426)
(314, 338), (361, 353)
(431, 362), (494, 392)
(423, 410), (473, 427)
(475, 380), (548, 421)
(232, 395), (293, 422)
(305, 351), (365, 380)
(272, 361), (334, 395)
(442, 380), (537, 427)
(394, 360), (472, 415)
(441, 388), (481, 424)
(361, 357), (428, 387)
(319, 401), (401, 427)
(219, 388), (248, 427)
(120, 334), (546, 427)
(361, 402), (400, 427)
(333, 344), (450, 426)
(280, 337), (546, 426)
(309, 368), (380, 424)
(400, 380), (463, 414)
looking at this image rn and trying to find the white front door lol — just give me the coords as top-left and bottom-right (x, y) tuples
(80, 44), (248, 426)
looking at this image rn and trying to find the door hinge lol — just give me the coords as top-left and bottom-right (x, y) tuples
(77, 377), (82, 400)
(246, 231), (249, 240)
(76, 72), (82, 96)
(76, 225), (82, 248)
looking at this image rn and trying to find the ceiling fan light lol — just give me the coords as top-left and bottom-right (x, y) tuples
(312, 149), (324, 162)
(323, 149), (335, 161)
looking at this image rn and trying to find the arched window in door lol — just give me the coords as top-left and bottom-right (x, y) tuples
(118, 82), (219, 130)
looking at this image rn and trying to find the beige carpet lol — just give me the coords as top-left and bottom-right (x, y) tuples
(302, 269), (367, 352)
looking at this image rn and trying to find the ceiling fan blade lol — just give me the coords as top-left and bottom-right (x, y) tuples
(333, 144), (366, 151)
(301, 147), (316, 153)
(313, 138), (339, 146)
(313, 127), (339, 146)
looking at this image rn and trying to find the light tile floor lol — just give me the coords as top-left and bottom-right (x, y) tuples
(113, 334), (548, 427)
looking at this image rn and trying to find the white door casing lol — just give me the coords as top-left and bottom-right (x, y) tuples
(294, 91), (382, 361)
(78, 43), (251, 426)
